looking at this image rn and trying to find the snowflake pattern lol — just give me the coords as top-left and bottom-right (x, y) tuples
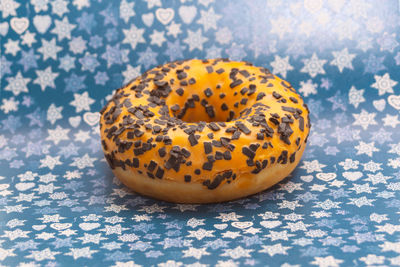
(0, 0), (400, 266)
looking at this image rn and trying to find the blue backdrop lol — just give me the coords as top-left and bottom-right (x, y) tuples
(1, 0), (400, 266)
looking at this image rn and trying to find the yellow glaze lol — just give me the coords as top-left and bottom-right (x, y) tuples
(100, 59), (311, 203)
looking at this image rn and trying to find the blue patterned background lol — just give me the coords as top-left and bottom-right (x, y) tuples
(1, 0), (400, 266)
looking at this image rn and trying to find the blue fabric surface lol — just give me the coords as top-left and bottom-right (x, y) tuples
(1, 0), (400, 266)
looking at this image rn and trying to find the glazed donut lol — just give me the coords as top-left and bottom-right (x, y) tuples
(100, 59), (310, 203)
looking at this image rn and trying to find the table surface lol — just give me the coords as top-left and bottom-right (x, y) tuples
(1, 0), (400, 266)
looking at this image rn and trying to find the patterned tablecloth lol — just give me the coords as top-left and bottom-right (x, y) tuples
(1, 0), (400, 266)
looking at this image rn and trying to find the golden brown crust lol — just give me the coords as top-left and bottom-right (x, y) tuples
(113, 144), (306, 203)
(100, 58), (311, 203)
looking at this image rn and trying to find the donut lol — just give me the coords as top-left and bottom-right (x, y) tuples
(100, 59), (311, 203)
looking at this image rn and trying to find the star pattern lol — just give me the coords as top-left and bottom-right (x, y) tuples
(348, 86), (365, 108)
(382, 115), (400, 128)
(371, 73), (397, 96)
(1, 1), (400, 266)
(37, 38), (62, 61)
(260, 243), (291, 257)
(39, 155), (62, 170)
(33, 67), (59, 91)
(122, 25), (145, 49)
(46, 125), (70, 145)
(197, 7), (221, 31)
(330, 48), (356, 73)
(353, 109), (377, 130)
(4, 39), (20, 56)
(0, 0), (20, 18)
(51, 17), (76, 41)
(355, 141), (379, 157)
(301, 53), (326, 78)
(69, 92), (95, 113)
(5, 71), (31, 96)
(270, 55), (294, 78)
(184, 29), (208, 51)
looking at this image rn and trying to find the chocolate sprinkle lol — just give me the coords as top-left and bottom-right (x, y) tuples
(205, 105), (215, 118)
(188, 134), (198, 146)
(235, 122), (251, 135)
(289, 96), (298, 103)
(272, 91), (282, 99)
(290, 152), (296, 163)
(132, 158), (139, 168)
(204, 88), (213, 97)
(208, 122), (220, 131)
(211, 140), (222, 147)
(257, 92), (266, 100)
(158, 147), (166, 157)
(298, 116), (304, 131)
(188, 78), (196, 85)
(282, 106), (296, 113)
(220, 137), (235, 151)
(242, 146), (255, 159)
(204, 142), (212, 154)
(177, 72), (187, 80)
(148, 160), (157, 172)
(277, 150), (288, 164)
(223, 151), (232, 160)
(229, 79), (243, 88)
(269, 117), (279, 125)
(176, 88), (184, 96)
(155, 167), (164, 179)
(239, 70), (250, 77)
(202, 161), (213, 171)
(231, 131), (241, 140)
(127, 132), (135, 139)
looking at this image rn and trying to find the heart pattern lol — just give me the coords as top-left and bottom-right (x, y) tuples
(79, 223), (101, 231)
(83, 112), (100, 126)
(0, 22), (8, 36)
(373, 99), (386, 111)
(33, 15), (51, 34)
(142, 13), (154, 27)
(32, 225), (47, 231)
(231, 221), (253, 229)
(316, 172), (337, 182)
(10, 17), (29, 34)
(15, 182), (35, 191)
(342, 171), (363, 181)
(300, 175), (314, 182)
(260, 220), (282, 229)
(388, 95), (400, 110)
(0, 184), (9, 190)
(69, 116), (81, 128)
(179, 6), (197, 24)
(213, 224), (228, 230)
(50, 223), (72, 231)
(156, 8), (174, 25)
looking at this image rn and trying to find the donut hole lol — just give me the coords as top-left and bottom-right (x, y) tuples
(162, 60), (260, 123)
(166, 83), (256, 123)
(167, 91), (255, 123)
